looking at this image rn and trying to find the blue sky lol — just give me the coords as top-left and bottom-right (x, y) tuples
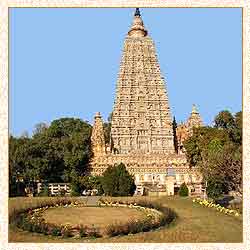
(10, 8), (242, 137)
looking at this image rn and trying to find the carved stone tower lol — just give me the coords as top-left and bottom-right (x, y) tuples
(186, 104), (203, 135)
(91, 112), (106, 156)
(176, 104), (203, 154)
(111, 8), (174, 155)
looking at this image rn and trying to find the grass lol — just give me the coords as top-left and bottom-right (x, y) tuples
(42, 207), (146, 230)
(9, 196), (242, 243)
(9, 196), (88, 221)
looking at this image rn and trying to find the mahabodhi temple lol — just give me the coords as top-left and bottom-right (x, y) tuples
(89, 8), (204, 196)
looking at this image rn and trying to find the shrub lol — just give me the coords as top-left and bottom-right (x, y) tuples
(228, 202), (243, 214)
(22, 219), (33, 232)
(51, 225), (62, 236)
(87, 227), (101, 238)
(79, 225), (88, 237)
(178, 183), (189, 197)
(106, 221), (132, 237)
(61, 225), (72, 238)
(206, 178), (224, 200)
(101, 163), (136, 196)
(105, 224), (120, 237)
(70, 182), (81, 196)
(32, 223), (43, 233)
(38, 185), (51, 197)
(9, 180), (26, 197)
(12, 213), (25, 228)
(40, 222), (49, 235)
(141, 218), (152, 232)
(128, 219), (144, 234)
(58, 189), (67, 197)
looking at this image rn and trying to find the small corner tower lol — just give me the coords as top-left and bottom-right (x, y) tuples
(176, 104), (203, 154)
(186, 104), (203, 134)
(91, 112), (106, 156)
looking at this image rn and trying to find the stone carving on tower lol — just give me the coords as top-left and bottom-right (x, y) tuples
(91, 112), (106, 156)
(111, 8), (174, 155)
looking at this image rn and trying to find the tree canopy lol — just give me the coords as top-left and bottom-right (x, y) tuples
(9, 118), (92, 196)
(184, 110), (242, 198)
(101, 163), (136, 196)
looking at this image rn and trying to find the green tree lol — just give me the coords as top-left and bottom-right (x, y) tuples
(206, 177), (224, 199)
(231, 111), (242, 144)
(172, 116), (178, 153)
(9, 135), (32, 196)
(9, 118), (92, 197)
(101, 163), (136, 196)
(214, 110), (235, 130)
(184, 110), (242, 196)
(32, 122), (48, 137)
(70, 170), (82, 196)
(178, 183), (189, 197)
(184, 126), (230, 168)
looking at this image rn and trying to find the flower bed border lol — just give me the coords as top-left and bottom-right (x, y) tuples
(98, 198), (177, 237)
(10, 198), (177, 238)
(193, 198), (240, 217)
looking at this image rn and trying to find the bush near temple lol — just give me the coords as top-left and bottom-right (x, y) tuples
(101, 163), (136, 197)
(178, 183), (189, 197)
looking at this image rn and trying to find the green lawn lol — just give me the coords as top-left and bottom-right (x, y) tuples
(9, 196), (242, 243)
(42, 206), (146, 232)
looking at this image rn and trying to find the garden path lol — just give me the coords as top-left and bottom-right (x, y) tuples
(81, 196), (101, 206)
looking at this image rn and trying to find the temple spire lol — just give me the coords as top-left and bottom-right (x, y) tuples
(111, 8), (174, 154)
(191, 104), (198, 114)
(134, 8), (141, 17)
(128, 8), (147, 37)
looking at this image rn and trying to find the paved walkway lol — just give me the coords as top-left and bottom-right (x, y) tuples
(80, 196), (101, 206)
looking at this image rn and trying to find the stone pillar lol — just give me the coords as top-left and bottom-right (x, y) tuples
(37, 182), (42, 194)
(166, 176), (175, 196)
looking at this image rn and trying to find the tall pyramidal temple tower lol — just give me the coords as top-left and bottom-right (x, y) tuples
(90, 9), (203, 196)
(111, 8), (174, 155)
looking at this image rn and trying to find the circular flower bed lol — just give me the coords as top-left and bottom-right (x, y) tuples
(192, 198), (240, 217)
(10, 198), (176, 238)
(12, 200), (100, 238)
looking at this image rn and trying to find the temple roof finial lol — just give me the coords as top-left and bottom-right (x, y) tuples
(128, 8), (147, 37)
(134, 8), (141, 17)
(191, 104), (198, 114)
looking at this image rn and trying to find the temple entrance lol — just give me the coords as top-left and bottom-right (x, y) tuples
(174, 186), (180, 195)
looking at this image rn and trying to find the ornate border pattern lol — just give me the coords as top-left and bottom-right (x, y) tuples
(0, 1), (249, 250)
